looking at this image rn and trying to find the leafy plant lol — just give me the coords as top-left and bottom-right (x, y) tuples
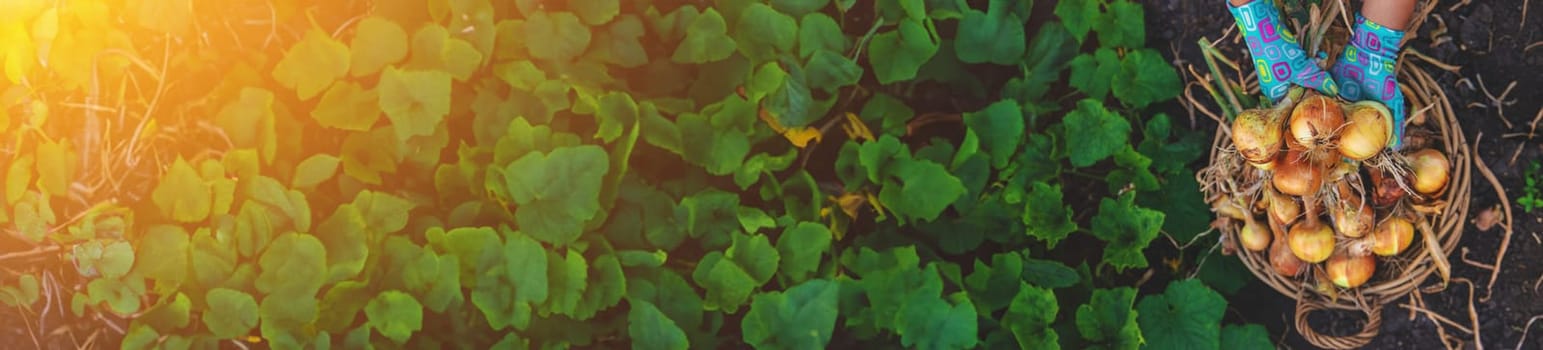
(0, 0), (1270, 348)
(1519, 161), (1543, 213)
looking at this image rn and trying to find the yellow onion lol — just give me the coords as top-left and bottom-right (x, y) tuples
(1269, 232), (1305, 277)
(1371, 217), (1416, 256)
(1239, 217), (1271, 252)
(1266, 187), (1301, 225)
(1410, 149), (1450, 196)
(1273, 149), (1322, 197)
(1288, 222), (1335, 263)
(1289, 94), (1346, 150)
(1369, 170), (1406, 207)
(1327, 188), (1375, 238)
(1232, 108), (1286, 166)
(1213, 196), (1248, 220)
(1338, 101), (1393, 160)
(1326, 253), (1377, 288)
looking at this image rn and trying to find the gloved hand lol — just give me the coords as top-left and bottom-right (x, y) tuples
(1228, 0), (1339, 101)
(1331, 14), (1408, 149)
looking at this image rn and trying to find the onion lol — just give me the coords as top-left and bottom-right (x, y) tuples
(1266, 187), (1300, 225)
(1232, 108), (1286, 166)
(1369, 170), (1406, 207)
(1371, 217), (1416, 256)
(1288, 222), (1335, 263)
(1239, 217), (1271, 252)
(1410, 149), (1450, 196)
(1328, 186), (1374, 238)
(1269, 233), (1305, 277)
(1289, 94), (1346, 150)
(1213, 196), (1248, 220)
(1326, 253), (1377, 288)
(1338, 101), (1393, 160)
(1273, 149), (1323, 197)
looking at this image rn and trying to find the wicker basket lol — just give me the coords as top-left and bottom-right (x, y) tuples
(1193, 1), (1468, 348)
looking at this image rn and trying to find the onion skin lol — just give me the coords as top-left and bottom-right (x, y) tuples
(1410, 149), (1450, 196)
(1270, 234), (1305, 277)
(1266, 187), (1301, 225)
(1371, 217), (1416, 256)
(1327, 253), (1377, 288)
(1273, 149), (1323, 197)
(1369, 170), (1406, 207)
(1240, 217), (1271, 252)
(1288, 222), (1335, 263)
(1289, 94), (1346, 150)
(1232, 108), (1285, 165)
(1338, 101), (1393, 160)
(1328, 188), (1374, 238)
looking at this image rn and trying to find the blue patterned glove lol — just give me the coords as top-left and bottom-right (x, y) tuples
(1228, 0), (1339, 101)
(1331, 15), (1408, 149)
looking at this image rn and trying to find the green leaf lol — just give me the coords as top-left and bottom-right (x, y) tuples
(617, 250), (668, 268)
(1011, 21), (1077, 105)
(859, 93), (913, 137)
(1107, 146), (1158, 192)
(1068, 47), (1121, 101)
(798, 13), (848, 59)
(349, 17), (409, 77)
(291, 154), (340, 189)
(1090, 192), (1163, 271)
(776, 222), (831, 282)
(316, 204), (368, 283)
(543, 249), (589, 315)
(1220, 324), (1273, 350)
(34, 139), (71, 197)
(693, 233), (781, 312)
(1003, 282), (1060, 350)
(311, 81), (381, 131)
(214, 89), (278, 164)
(134, 225), (189, 285)
(255, 233), (328, 297)
(0, 274), (39, 307)
(1022, 181), (1077, 248)
(204, 288), (259, 339)
(868, 18), (939, 84)
(963, 251), (1025, 314)
(1094, 0), (1144, 49)
(1023, 258), (1080, 289)
(340, 127), (400, 185)
(963, 100), (1024, 168)
(596, 14), (650, 68)
(804, 50), (863, 92)
(572, 0), (620, 25)
(629, 300), (689, 350)
(141, 292), (192, 331)
(595, 91), (638, 143)
(1055, 0), (1099, 43)
(272, 29), (351, 100)
(503, 233), (550, 303)
(1063, 99), (1131, 167)
(1076, 287), (1142, 350)
(672, 8), (736, 63)
(954, 3), (1025, 65)
(503, 146), (610, 245)
(1112, 49), (1181, 109)
(151, 157), (212, 223)
(524, 11), (591, 62)
(365, 291), (424, 344)
(742, 279), (840, 350)
(773, 0), (830, 17)
(734, 3), (798, 62)
(878, 159), (965, 223)
(5, 154), (31, 205)
(897, 291), (979, 350)
(378, 66), (452, 142)
(1136, 280), (1225, 350)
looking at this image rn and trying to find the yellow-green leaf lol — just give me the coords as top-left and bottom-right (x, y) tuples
(151, 157), (212, 223)
(273, 29), (351, 100)
(349, 17), (409, 77)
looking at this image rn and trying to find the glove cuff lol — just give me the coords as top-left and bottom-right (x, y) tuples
(1349, 15), (1405, 57)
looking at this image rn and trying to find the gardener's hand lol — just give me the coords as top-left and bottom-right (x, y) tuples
(1330, 14), (1409, 149)
(1228, 0), (1339, 101)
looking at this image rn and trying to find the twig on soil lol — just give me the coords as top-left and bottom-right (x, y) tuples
(1517, 315), (1543, 350)
(1454, 278), (1484, 350)
(1472, 133), (1515, 302)
(1526, 41), (1543, 53)
(1470, 75), (1519, 129)
(1398, 301), (1473, 335)
(1459, 247), (1497, 270)
(1447, 0), (1473, 12)
(94, 313), (123, 335)
(1405, 49), (1462, 72)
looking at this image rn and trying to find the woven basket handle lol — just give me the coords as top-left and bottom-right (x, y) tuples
(1294, 297), (1382, 349)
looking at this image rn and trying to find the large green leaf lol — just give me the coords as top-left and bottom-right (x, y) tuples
(629, 299), (689, 350)
(349, 17), (409, 77)
(742, 279), (840, 350)
(255, 233), (329, 297)
(954, 1), (1025, 65)
(151, 157), (212, 223)
(204, 288), (259, 339)
(378, 67), (452, 142)
(524, 11), (591, 62)
(311, 81), (381, 131)
(272, 29), (351, 100)
(365, 291), (424, 344)
(1076, 287), (1142, 350)
(502, 146), (610, 245)
(775, 222), (831, 282)
(1068, 47), (1120, 101)
(733, 3), (797, 61)
(1003, 282), (1059, 350)
(963, 99), (1024, 168)
(1094, 0), (1144, 49)
(868, 18), (938, 84)
(1063, 99), (1131, 167)
(1136, 280), (1225, 350)
(1112, 49), (1181, 109)
(797, 13), (847, 59)
(1022, 181), (1077, 248)
(1090, 192), (1163, 271)
(672, 8), (736, 63)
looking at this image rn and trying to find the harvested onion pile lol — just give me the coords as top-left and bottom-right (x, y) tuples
(1215, 90), (1449, 289)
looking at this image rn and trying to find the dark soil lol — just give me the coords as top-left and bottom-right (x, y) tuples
(1146, 0), (1543, 348)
